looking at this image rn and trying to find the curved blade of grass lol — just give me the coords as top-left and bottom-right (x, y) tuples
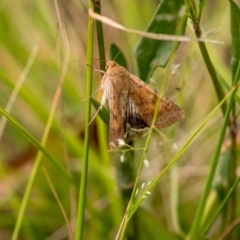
(42, 167), (74, 240)
(0, 108), (76, 186)
(88, 9), (223, 44)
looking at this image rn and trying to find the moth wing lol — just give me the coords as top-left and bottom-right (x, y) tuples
(129, 74), (185, 128)
(127, 97), (148, 130)
(101, 61), (131, 149)
(107, 79), (127, 150)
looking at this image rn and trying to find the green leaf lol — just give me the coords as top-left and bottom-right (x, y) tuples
(110, 43), (128, 69)
(135, 0), (187, 82)
(230, 0), (240, 82)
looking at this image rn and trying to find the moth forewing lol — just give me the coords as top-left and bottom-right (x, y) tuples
(101, 61), (131, 149)
(129, 74), (185, 129)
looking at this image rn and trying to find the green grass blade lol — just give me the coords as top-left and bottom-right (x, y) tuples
(203, 177), (240, 235)
(0, 107), (76, 186)
(188, 65), (240, 240)
(186, 0), (227, 114)
(75, 1), (94, 239)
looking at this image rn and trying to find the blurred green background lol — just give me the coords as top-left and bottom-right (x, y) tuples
(0, 0), (239, 240)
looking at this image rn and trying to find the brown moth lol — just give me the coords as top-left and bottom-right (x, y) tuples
(100, 61), (185, 150)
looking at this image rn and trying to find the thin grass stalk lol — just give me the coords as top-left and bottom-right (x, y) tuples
(116, 139), (149, 240)
(186, 0), (226, 114)
(198, 42), (227, 113)
(75, 1), (94, 239)
(116, 80), (238, 240)
(148, 85), (239, 194)
(42, 167), (74, 240)
(0, 43), (38, 139)
(92, 0), (120, 230)
(116, 82), (164, 240)
(170, 165), (186, 238)
(188, 67), (240, 239)
(92, 0), (109, 163)
(223, 60), (240, 238)
(116, 57), (176, 240)
(203, 176), (240, 235)
(93, 48), (121, 231)
(93, 0), (106, 70)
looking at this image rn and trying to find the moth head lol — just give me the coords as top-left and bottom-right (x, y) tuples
(106, 60), (117, 70)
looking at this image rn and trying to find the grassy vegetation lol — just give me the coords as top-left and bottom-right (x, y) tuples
(0, 0), (239, 240)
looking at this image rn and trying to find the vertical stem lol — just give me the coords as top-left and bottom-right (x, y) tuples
(188, 71), (240, 240)
(197, 42), (226, 114)
(92, 0), (109, 160)
(92, 1), (138, 239)
(93, 0), (106, 70)
(75, 1), (94, 239)
(223, 62), (240, 239)
(185, 2), (238, 238)
(186, 0), (226, 114)
(116, 144), (138, 240)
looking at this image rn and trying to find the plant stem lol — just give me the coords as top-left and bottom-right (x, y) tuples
(186, 2), (240, 238)
(93, 1), (139, 239)
(93, 0), (106, 70)
(92, 0), (109, 160)
(223, 62), (240, 239)
(75, 1), (94, 239)
(203, 177), (240, 235)
(186, 0), (226, 114)
(198, 42), (227, 114)
(188, 75), (240, 240)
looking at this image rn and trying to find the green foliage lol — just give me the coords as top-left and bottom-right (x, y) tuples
(135, 0), (187, 81)
(0, 1), (239, 240)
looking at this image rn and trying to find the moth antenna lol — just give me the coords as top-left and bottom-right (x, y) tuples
(113, 35), (136, 61)
(83, 86), (101, 101)
(87, 105), (102, 126)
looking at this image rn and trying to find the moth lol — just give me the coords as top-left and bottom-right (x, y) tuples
(100, 61), (185, 150)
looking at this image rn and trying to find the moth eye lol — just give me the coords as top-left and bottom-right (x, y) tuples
(105, 64), (109, 70)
